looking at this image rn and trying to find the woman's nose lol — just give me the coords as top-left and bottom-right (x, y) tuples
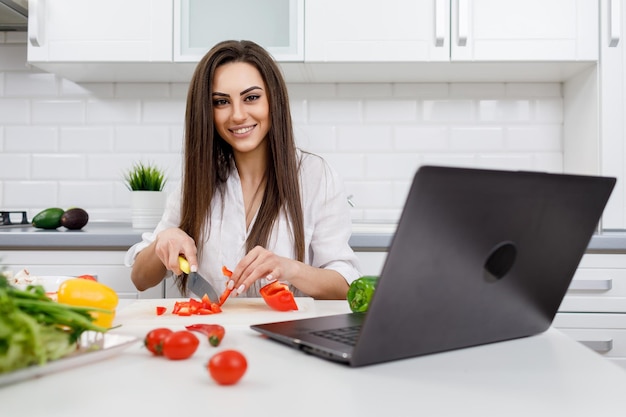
(231, 101), (246, 122)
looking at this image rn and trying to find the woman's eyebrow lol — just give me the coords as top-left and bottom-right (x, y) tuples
(212, 86), (263, 98)
(240, 86), (263, 96)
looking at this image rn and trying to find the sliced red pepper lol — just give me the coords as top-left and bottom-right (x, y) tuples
(260, 281), (298, 311)
(185, 324), (225, 347)
(156, 306), (167, 315)
(170, 297), (223, 316)
(218, 266), (234, 306)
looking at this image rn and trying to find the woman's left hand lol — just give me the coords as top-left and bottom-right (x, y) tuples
(229, 246), (298, 295)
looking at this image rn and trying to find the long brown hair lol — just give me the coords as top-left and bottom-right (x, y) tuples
(176, 40), (305, 294)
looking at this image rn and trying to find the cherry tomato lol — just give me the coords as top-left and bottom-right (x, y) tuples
(162, 330), (200, 360)
(207, 349), (248, 385)
(144, 328), (173, 356)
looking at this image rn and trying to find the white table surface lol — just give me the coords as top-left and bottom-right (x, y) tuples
(2, 298), (626, 417)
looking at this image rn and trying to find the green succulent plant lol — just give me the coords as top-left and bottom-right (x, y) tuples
(124, 162), (167, 191)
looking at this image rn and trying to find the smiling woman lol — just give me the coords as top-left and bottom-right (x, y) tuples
(125, 40), (361, 303)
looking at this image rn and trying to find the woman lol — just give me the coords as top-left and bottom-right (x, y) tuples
(125, 40), (360, 300)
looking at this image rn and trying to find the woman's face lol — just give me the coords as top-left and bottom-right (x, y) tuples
(212, 61), (271, 157)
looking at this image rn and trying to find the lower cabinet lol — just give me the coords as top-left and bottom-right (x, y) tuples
(3, 250), (163, 299)
(554, 253), (626, 370)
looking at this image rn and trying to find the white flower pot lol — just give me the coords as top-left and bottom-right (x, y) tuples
(131, 191), (166, 230)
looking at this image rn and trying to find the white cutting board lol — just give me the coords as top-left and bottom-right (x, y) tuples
(114, 297), (317, 328)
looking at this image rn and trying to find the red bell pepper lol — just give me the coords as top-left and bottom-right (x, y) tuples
(185, 323), (225, 347)
(218, 266), (234, 306)
(260, 281), (298, 311)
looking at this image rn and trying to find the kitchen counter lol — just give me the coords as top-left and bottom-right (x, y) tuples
(1, 298), (626, 417)
(2, 221), (626, 252)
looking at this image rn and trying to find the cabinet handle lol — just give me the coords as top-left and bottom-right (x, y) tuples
(434, 0), (446, 47)
(28, 0), (45, 47)
(568, 279), (613, 291)
(609, 0), (621, 47)
(578, 339), (614, 353)
(457, 0), (468, 46)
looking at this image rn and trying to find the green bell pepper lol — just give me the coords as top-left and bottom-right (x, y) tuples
(346, 276), (379, 313)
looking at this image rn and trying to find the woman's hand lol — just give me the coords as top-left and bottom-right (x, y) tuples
(229, 246), (298, 295)
(153, 227), (198, 275)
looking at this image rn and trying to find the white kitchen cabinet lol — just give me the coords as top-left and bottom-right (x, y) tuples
(26, 0), (174, 82)
(598, 0), (626, 229)
(174, 0), (304, 62)
(25, 0), (600, 83)
(305, 0), (449, 62)
(2, 250), (163, 299)
(553, 253), (626, 369)
(305, 0), (598, 63)
(27, 0), (172, 62)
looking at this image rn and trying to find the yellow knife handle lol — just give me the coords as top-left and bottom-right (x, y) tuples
(178, 256), (191, 274)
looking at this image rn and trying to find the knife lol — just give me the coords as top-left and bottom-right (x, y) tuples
(178, 256), (219, 303)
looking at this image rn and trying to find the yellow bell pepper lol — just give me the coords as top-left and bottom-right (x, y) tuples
(57, 278), (119, 328)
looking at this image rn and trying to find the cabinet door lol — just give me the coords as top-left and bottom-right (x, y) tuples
(174, 0), (304, 62)
(599, 0), (625, 229)
(451, 0), (598, 61)
(305, 0), (598, 63)
(27, 0), (172, 62)
(304, 0), (450, 62)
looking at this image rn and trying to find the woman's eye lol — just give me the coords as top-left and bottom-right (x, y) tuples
(244, 94), (260, 102)
(213, 99), (228, 106)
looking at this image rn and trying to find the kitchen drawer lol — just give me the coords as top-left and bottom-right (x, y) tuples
(553, 313), (626, 369)
(2, 250), (163, 299)
(558, 254), (626, 313)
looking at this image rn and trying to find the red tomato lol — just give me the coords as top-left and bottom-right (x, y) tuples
(144, 328), (173, 356)
(162, 330), (200, 360)
(260, 281), (298, 311)
(77, 274), (97, 281)
(207, 350), (248, 385)
(155, 306), (166, 315)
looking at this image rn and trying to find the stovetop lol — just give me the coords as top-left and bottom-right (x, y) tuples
(0, 211), (30, 228)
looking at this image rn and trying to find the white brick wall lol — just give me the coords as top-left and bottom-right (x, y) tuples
(0, 38), (563, 223)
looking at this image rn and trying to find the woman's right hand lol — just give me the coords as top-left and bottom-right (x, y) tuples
(153, 227), (198, 275)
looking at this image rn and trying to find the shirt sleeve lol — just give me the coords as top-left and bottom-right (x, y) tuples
(300, 153), (362, 285)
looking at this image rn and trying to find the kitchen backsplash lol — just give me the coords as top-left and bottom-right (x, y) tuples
(0, 34), (563, 223)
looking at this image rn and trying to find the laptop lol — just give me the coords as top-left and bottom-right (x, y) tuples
(250, 165), (616, 367)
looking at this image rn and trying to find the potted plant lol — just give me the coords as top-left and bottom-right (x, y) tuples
(124, 162), (167, 192)
(124, 162), (167, 229)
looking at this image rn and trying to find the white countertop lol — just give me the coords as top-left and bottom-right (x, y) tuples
(1, 298), (626, 416)
(3, 221), (626, 252)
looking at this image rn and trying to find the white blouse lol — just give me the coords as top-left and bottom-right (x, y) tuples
(124, 150), (362, 297)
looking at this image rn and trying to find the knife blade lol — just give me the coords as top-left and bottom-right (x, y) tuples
(178, 256), (219, 303)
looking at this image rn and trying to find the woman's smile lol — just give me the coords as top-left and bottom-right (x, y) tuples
(231, 125), (257, 136)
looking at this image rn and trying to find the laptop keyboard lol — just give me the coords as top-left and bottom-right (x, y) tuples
(312, 325), (361, 346)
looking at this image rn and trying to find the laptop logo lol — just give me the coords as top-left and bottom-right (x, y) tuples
(484, 241), (517, 283)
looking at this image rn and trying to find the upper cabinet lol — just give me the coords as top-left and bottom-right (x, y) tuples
(305, 0), (598, 62)
(305, 0), (450, 62)
(26, 0), (600, 83)
(174, 0), (303, 62)
(27, 0), (172, 62)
